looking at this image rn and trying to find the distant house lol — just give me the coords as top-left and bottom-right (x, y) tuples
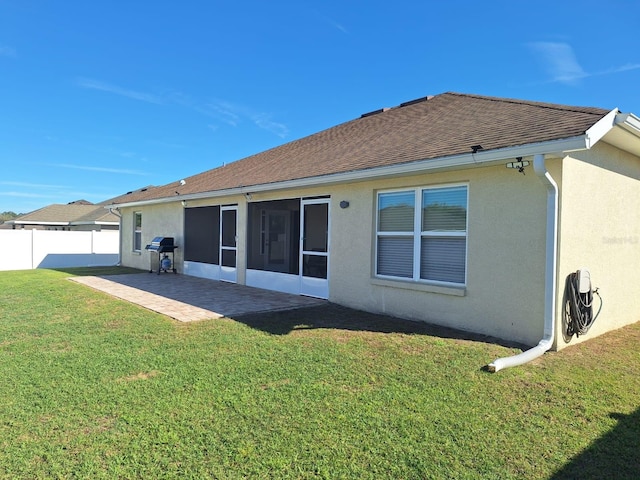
(6, 200), (119, 231)
(105, 92), (640, 364)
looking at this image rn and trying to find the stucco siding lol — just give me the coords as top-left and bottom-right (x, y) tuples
(556, 143), (640, 349)
(120, 202), (185, 272)
(328, 165), (548, 347)
(118, 165), (555, 347)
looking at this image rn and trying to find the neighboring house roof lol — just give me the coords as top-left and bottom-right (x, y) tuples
(107, 92), (625, 206)
(8, 203), (119, 227)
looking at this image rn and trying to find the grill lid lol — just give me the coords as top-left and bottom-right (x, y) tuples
(145, 236), (177, 252)
(149, 236), (174, 246)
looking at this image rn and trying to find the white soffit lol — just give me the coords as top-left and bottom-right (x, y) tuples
(599, 112), (640, 157)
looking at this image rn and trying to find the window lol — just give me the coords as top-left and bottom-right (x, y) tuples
(376, 185), (467, 285)
(133, 212), (142, 252)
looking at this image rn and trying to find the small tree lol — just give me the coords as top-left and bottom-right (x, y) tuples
(0, 211), (19, 223)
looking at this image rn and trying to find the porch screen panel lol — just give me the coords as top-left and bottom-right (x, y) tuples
(184, 206), (220, 264)
(247, 199), (300, 274)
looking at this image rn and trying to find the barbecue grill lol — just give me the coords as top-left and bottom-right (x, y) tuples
(145, 236), (178, 274)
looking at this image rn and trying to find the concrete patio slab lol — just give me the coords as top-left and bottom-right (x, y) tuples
(70, 273), (326, 322)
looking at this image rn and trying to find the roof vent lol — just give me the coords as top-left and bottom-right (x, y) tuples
(399, 96), (433, 108)
(179, 179), (186, 186)
(360, 107), (390, 118)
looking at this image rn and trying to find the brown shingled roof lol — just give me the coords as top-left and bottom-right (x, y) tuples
(12, 203), (119, 225)
(111, 92), (610, 205)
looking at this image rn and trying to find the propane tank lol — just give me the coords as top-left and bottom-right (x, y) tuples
(161, 254), (172, 272)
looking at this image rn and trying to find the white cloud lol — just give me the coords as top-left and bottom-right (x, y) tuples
(0, 181), (68, 189)
(76, 77), (163, 104)
(595, 62), (640, 76)
(529, 41), (640, 85)
(312, 10), (349, 34)
(0, 45), (16, 57)
(74, 79), (288, 138)
(327, 18), (348, 34)
(0, 191), (50, 198)
(528, 42), (586, 85)
(204, 100), (289, 137)
(198, 101), (241, 126)
(252, 114), (289, 138)
(46, 163), (148, 175)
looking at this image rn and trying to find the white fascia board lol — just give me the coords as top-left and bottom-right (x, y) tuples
(108, 135), (589, 209)
(70, 221), (119, 226)
(11, 220), (69, 226)
(584, 109), (619, 148)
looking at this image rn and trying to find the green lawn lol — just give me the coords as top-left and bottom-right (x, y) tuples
(0, 268), (638, 479)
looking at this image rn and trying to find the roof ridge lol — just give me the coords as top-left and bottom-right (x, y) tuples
(444, 92), (609, 115)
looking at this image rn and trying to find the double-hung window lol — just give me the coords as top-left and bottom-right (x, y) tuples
(376, 185), (467, 285)
(133, 212), (142, 252)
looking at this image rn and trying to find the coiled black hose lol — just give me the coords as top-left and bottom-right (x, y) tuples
(563, 271), (602, 339)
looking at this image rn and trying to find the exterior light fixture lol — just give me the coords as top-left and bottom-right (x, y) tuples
(506, 157), (530, 174)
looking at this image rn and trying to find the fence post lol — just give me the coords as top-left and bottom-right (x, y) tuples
(31, 229), (35, 270)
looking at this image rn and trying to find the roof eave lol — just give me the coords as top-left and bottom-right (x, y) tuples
(614, 111), (640, 138)
(106, 134), (591, 209)
(584, 108), (620, 148)
(70, 221), (120, 226)
(9, 220), (70, 226)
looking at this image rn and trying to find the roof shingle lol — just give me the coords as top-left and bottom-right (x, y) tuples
(110, 92), (610, 205)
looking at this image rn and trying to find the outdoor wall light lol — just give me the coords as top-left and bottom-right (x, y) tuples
(245, 192), (252, 201)
(339, 200), (350, 209)
(506, 157), (530, 175)
(181, 200), (187, 207)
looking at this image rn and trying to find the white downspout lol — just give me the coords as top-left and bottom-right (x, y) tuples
(488, 154), (558, 372)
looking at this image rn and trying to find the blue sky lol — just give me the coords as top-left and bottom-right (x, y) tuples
(1, 0), (639, 214)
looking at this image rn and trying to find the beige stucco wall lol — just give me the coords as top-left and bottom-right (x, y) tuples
(119, 164), (551, 347)
(555, 142), (640, 349)
(120, 202), (186, 272)
(329, 165), (549, 347)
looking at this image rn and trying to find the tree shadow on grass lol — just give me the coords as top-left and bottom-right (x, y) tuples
(233, 303), (527, 349)
(551, 407), (640, 479)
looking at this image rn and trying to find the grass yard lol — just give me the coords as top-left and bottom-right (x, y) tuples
(0, 268), (638, 479)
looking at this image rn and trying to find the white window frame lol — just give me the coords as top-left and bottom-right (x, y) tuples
(375, 183), (468, 286)
(133, 211), (142, 252)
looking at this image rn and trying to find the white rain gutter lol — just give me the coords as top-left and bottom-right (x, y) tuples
(488, 154), (558, 372)
(104, 135), (591, 209)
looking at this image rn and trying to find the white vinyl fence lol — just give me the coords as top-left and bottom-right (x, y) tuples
(0, 230), (119, 271)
